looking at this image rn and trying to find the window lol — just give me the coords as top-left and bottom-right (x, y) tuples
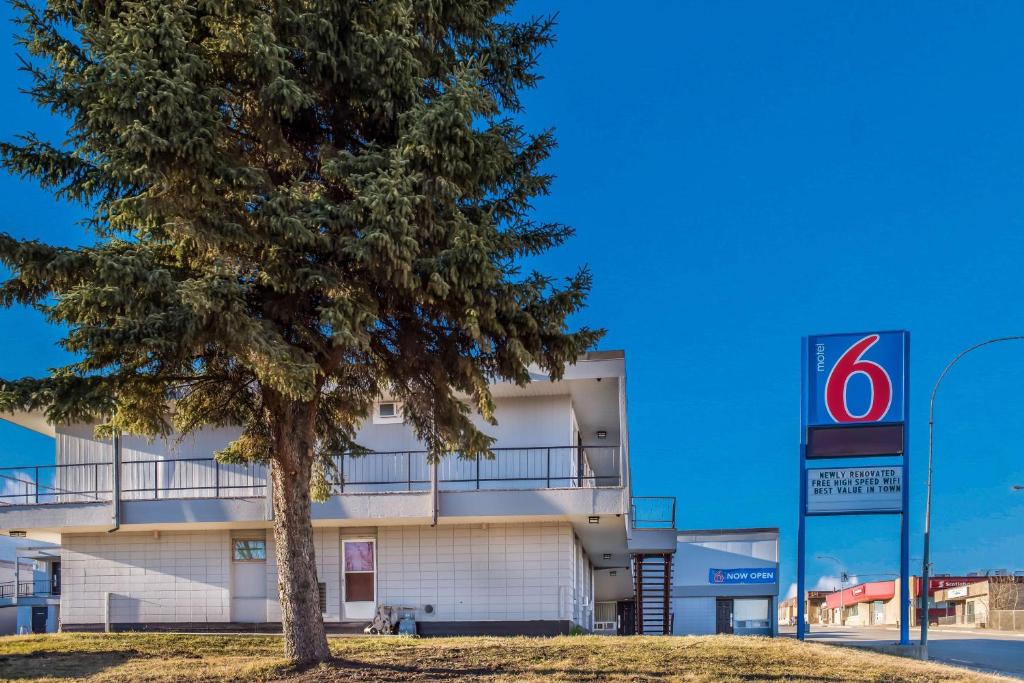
(733, 598), (770, 629)
(233, 539), (266, 561)
(343, 540), (375, 602)
(372, 401), (403, 424)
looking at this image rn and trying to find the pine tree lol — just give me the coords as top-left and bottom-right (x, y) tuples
(0, 0), (599, 663)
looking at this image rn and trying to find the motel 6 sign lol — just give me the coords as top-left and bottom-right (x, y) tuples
(806, 331), (906, 426)
(797, 329), (910, 645)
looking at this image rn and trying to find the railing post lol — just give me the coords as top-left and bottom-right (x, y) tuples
(153, 460), (159, 500)
(546, 448), (551, 488)
(619, 446), (623, 486)
(339, 454), (345, 494)
(215, 460), (220, 499)
(407, 451), (412, 492)
(476, 455), (480, 490)
(34, 466), (39, 504)
(93, 463), (99, 502)
(576, 447), (582, 488)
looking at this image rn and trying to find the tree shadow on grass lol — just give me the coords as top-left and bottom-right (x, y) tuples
(0, 649), (140, 680)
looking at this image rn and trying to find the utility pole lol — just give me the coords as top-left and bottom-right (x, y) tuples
(923, 336), (1024, 654)
(817, 555), (847, 626)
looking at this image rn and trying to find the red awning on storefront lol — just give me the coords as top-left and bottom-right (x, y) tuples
(825, 581), (894, 608)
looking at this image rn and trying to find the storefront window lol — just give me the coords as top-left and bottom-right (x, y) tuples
(733, 598), (770, 629)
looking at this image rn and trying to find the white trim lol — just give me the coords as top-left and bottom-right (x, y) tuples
(372, 402), (404, 425)
(341, 537), (377, 620)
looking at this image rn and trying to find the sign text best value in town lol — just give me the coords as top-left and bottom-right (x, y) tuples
(805, 466), (903, 514)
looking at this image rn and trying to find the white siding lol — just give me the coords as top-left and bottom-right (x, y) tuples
(377, 522), (576, 623)
(58, 523), (584, 627)
(672, 597), (716, 635)
(56, 424), (260, 501)
(60, 531), (230, 625)
(265, 528), (341, 623)
(354, 395), (574, 452)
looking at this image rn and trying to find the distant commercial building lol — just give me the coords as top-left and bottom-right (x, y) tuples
(671, 528), (779, 636)
(778, 591), (829, 626)
(825, 580), (900, 626)
(817, 575), (993, 628)
(933, 577), (1024, 630)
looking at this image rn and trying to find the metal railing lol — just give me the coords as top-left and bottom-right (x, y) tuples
(120, 458), (267, 500)
(0, 463), (113, 505)
(0, 446), (622, 504)
(331, 446), (621, 493)
(0, 577), (60, 599)
(631, 496), (676, 529)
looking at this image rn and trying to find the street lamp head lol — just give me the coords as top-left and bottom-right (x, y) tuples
(1012, 485), (1024, 491)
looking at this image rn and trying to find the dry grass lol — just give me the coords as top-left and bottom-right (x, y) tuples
(0, 633), (1010, 682)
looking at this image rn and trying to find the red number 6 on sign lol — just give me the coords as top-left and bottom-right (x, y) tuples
(825, 334), (893, 423)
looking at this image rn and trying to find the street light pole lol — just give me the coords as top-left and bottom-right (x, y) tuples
(922, 335), (1024, 653)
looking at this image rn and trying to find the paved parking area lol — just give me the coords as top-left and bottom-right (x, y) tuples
(782, 625), (1024, 679)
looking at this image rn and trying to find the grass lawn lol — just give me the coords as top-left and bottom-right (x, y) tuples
(0, 633), (1010, 682)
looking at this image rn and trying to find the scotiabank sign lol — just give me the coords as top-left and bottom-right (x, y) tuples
(916, 576), (986, 596)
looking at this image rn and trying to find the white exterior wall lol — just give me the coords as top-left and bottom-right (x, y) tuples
(57, 523), (586, 628)
(355, 395), (574, 452)
(672, 597), (716, 635)
(265, 527), (342, 623)
(55, 396), (574, 468)
(53, 396), (578, 499)
(376, 522), (578, 624)
(60, 531), (231, 625)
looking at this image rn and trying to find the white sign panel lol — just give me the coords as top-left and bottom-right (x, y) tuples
(806, 466), (903, 514)
(946, 586), (969, 599)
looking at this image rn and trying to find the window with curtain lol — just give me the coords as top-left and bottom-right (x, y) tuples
(343, 540), (375, 602)
(733, 598), (770, 628)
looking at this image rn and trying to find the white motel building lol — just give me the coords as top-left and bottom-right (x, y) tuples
(0, 351), (778, 636)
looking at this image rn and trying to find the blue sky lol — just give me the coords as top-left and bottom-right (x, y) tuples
(1, 1), (1023, 593)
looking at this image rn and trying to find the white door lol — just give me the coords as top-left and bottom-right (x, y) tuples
(231, 538), (268, 622)
(342, 539), (376, 620)
(872, 601), (885, 625)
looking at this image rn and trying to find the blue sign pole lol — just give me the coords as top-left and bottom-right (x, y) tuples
(899, 332), (911, 645)
(797, 443), (807, 640)
(797, 336), (809, 640)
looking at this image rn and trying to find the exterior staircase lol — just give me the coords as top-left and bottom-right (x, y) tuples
(633, 552), (673, 635)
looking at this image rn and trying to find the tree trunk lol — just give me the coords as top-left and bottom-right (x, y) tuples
(269, 400), (331, 665)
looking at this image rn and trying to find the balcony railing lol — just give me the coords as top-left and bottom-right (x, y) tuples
(0, 577), (60, 599)
(0, 464), (113, 505)
(631, 496), (676, 529)
(0, 446), (622, 505)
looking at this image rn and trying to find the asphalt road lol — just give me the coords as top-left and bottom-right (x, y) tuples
(781, 625), (1024, 679)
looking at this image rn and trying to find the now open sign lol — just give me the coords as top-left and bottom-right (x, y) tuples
(707, 568), (777, 585)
